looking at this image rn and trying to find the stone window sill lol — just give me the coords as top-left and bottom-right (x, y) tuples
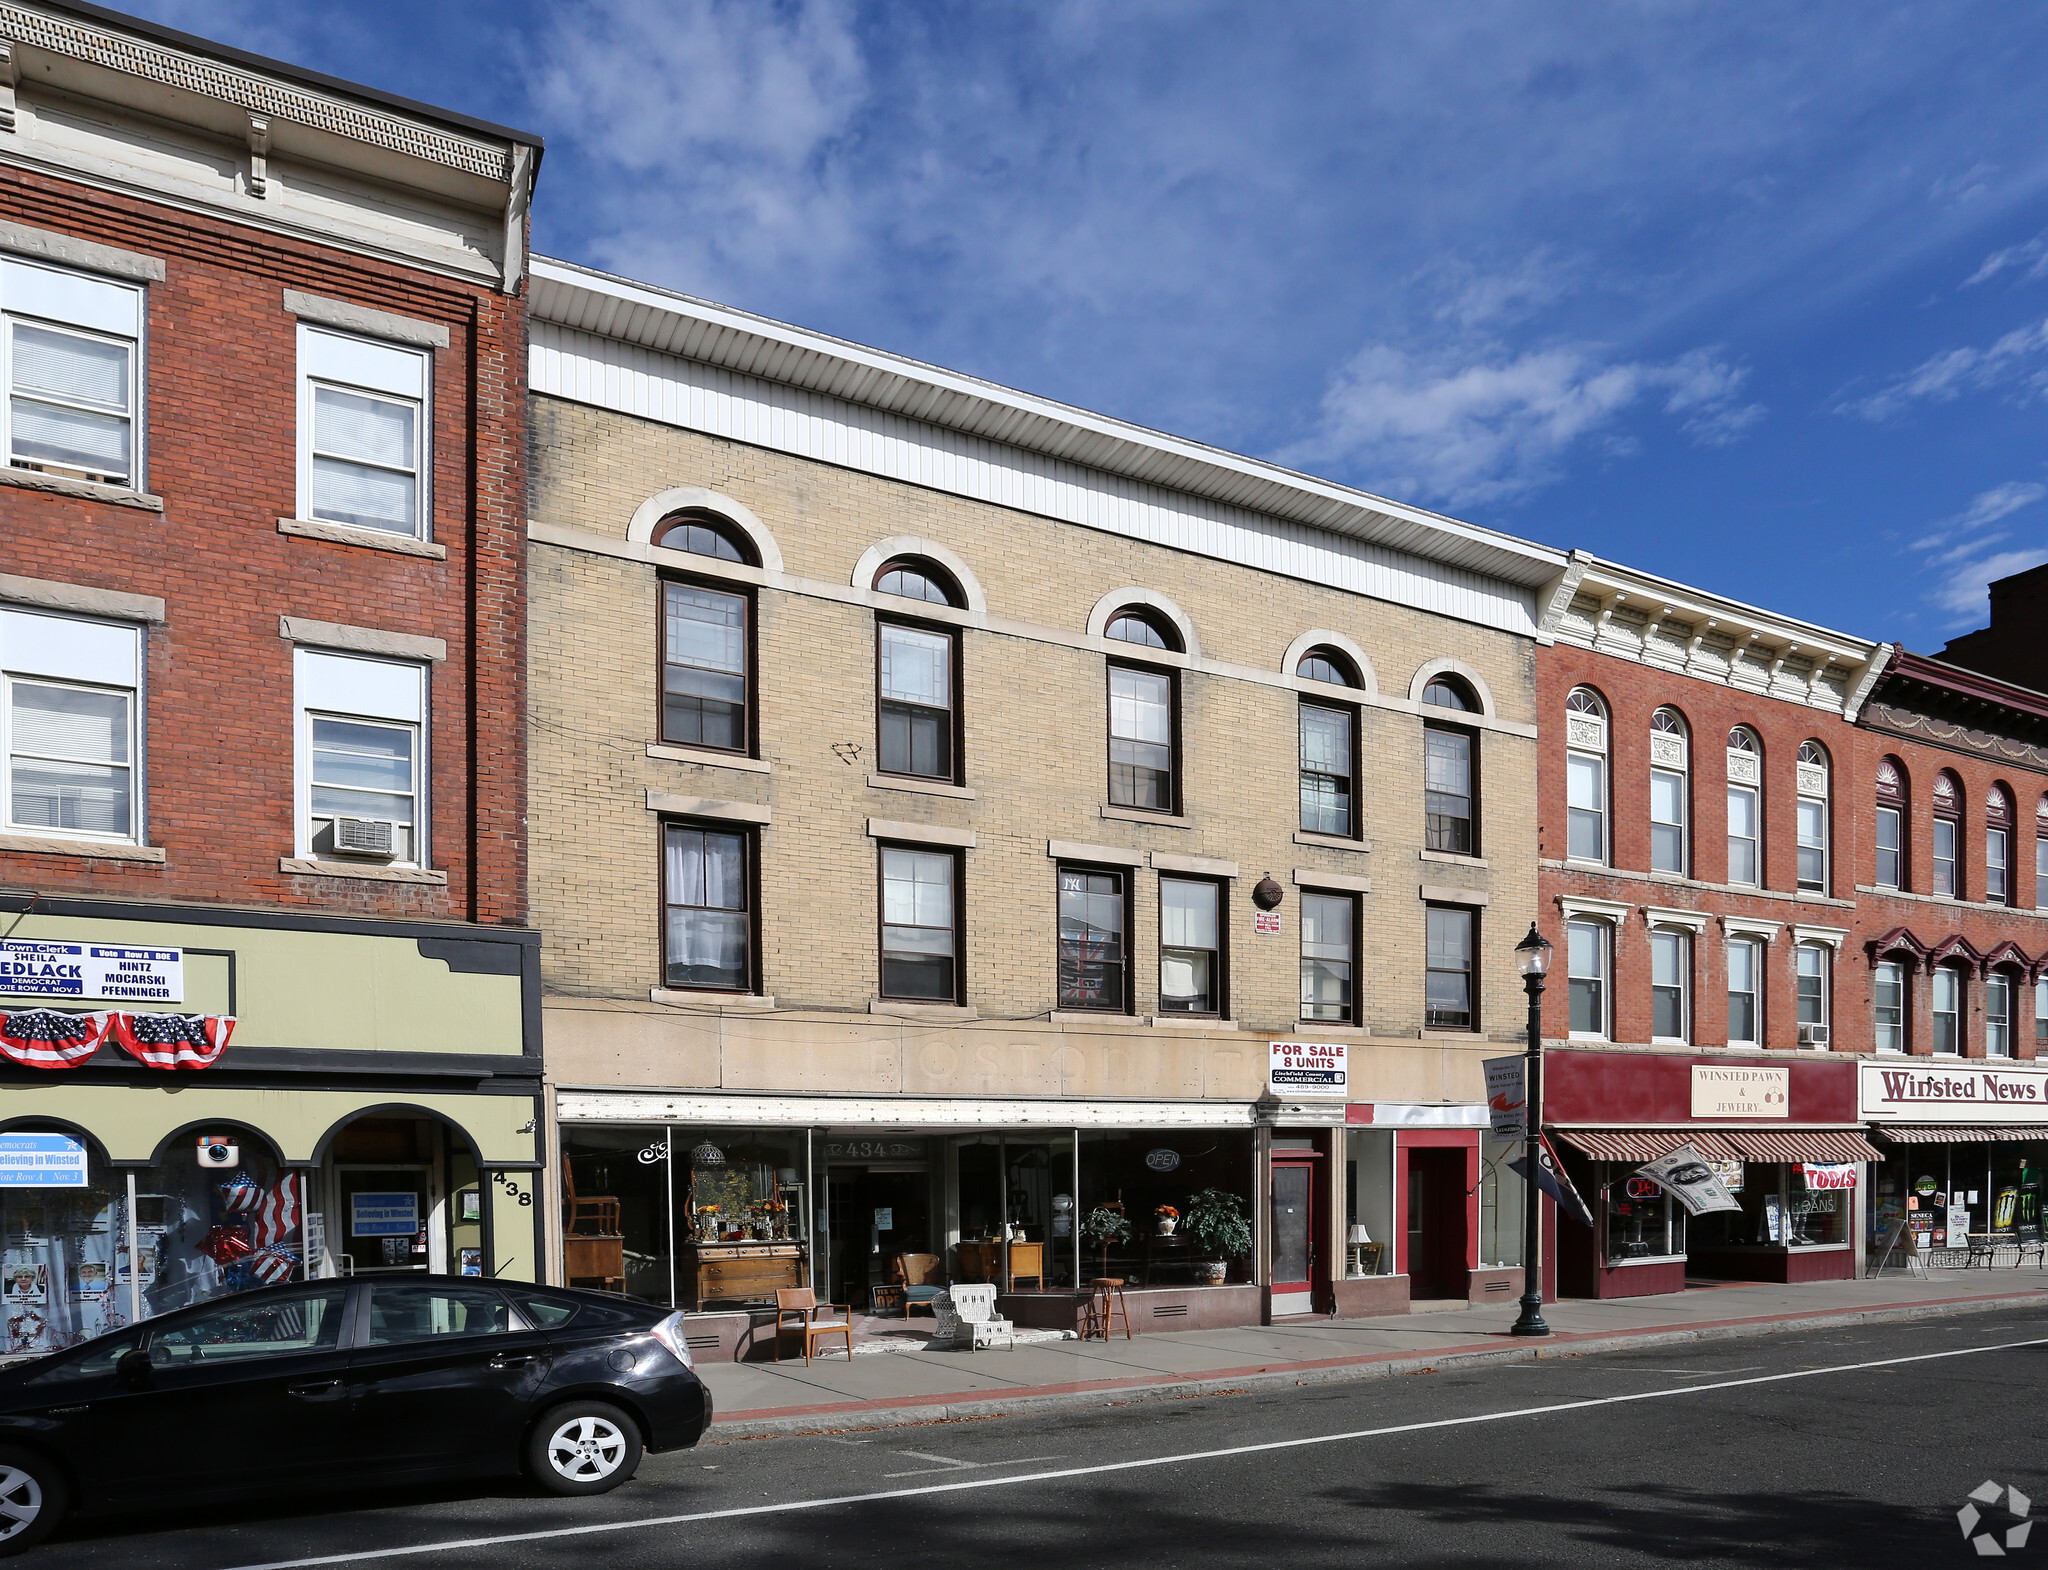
(1048, 1009), (1140, 1024)
(0, 467), (162, 511)
(1419, 849), (1488, 868)
(868, 774), (976, 800)
(0, 832), (164, 862)
(1293, 830), (1371, 853)
(870, 999), (977, 1020)
(1147, 1016), (1239, 1030)
(647, 742), (771, 773)
(278, 517), (448, 560)
(651, 988), (776, 1010)
(1102, 805), (1191, 828)
(279, 857), (448, 885)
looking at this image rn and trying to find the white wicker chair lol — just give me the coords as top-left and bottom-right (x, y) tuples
(934, 1284), (1014, 1350)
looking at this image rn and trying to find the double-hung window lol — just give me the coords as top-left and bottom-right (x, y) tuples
(1300, 890), (1357, 1023)
(1158, 876), (1222, 1016)
(663, 823), (750, 991)
(1932, 966), (1961, 1054)
(2037, 798), (2048, 910)
(1726, 728), (1761, 887)
(1986, 788), (2013, 906)
(1933, 774), (1960, 897)
(1650, 928), (1689, 1042)
(1795, 742), (1829, 894)
(1424, 725), (1475, 854)
(295, 650), (426, 865)
(877, 621), (956, 781)
(1795, 944), (1829, 1044)
(1873, 960), (1906, 1053)
(1299, 703), (1354, 836)
(1056, 866), (1128, 1013)
(298, 327), (429, 537)
(1649, 708), (1688, 875)
(1874, 757), (1905, 890)
(1564, 688), (1608, 863)
(1424, 905), (1475, 1030)
(1728, 937), (1762, 1047)
(1566, 919), (1607, 1038)
(2036, 976), (2048, 1048)
(3, 259), (143, 488)
(1987, 974), (2014, 1058)
(0, 609), (140, 842)
(662, 581), (750, 752)
(879, 847), (959, 1002)
(1108, 665), (1175, 811)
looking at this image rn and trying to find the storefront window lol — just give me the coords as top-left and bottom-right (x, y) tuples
(1345, 1128), (1394, 1276)
(1604, 1168), (1687, 1263)
(1690, 1164), (1846, 1249)
(1077, 1129), (1253, 1285)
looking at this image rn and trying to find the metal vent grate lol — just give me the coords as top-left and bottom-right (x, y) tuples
(1151, 1304), (1188, 1318)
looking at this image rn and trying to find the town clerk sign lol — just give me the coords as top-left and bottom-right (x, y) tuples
(0, 940), (183, 1003)
(1860, 1060), (2048, 1122)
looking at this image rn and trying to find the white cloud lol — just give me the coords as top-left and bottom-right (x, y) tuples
(1913, 481), (2048, 623)
(1964, 229), (2048, 288)
(1286, 339), (1762, 508)
(1837, 318), (2048, 421)
(1911, 480), (2046, 549)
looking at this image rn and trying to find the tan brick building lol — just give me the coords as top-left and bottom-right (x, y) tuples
(527, 258), (1566, 1329)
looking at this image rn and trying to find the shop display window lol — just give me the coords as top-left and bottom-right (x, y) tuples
(1076, 1129), (1254, 1285)
(1345, 1128), (1395, 1276)
(1690, 1163), (1846, 1249)
(1604, 1167), (1687, 1263)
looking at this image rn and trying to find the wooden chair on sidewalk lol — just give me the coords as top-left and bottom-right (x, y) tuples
(773, 1287), (853, 1364)
(1083, 1277), (1132, 1341)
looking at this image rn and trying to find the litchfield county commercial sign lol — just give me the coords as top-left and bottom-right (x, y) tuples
(1861, 1061), (2048, 1122)
(1269, 1039), (1347, 1098)
(0, 940), (183, 1003)
(1691, 1064), (1789, 1118)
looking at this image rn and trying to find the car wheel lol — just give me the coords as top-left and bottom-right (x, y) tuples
(524, 1402), (643, 1496)
(0, 1447), (66, 1556)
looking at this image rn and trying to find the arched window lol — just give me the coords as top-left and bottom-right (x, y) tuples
(653, 511), (757, 565)
(1875, 757), (1907, 890)
(1296, 647), (1359, 687)
(1933, 771), (1962, 897)
(1796, 741), (1830, 894)
(1649, 707), (1688, 875)
(1564, 688), (1608, 863)
(1726, 727), (1762, 887)
(1422, 674), (1477, 711)
(1986, 784), (2015, 906)
(874, 557), (963, 608)
(1104, 608), (1181, 652)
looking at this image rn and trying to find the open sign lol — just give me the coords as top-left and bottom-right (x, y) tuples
(1624, 1176), (1663, 1200)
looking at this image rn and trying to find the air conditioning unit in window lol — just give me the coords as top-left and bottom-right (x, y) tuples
(1798, 1023), (1830, 1048)
(331, 817), (396, 858)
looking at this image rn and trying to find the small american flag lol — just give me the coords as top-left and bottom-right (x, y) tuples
(250, 1172), (301, 1248)
(218, 1172), (263, 1213)
(248, 1249), (298, 1287)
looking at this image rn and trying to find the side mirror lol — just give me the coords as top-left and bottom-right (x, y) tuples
(115, 1348), (152, 1389)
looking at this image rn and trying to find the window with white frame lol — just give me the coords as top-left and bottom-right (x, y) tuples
(1650, 927), (1689, 1042)
(2036, 975), (2048, 1048)
(1567, 918), (1608, 1037)
(1932, 965), (1961, 1054)
(1795, 943), (1829, 1044)
(2037, 796), (2048, 910)
(1874, 960), (1906, 1053)
(295, 649), (425, 864)
(1796, 742), (1830, 893)
(1874, 758), (1905, 890)
(1986, 787), (2013, 906)
(1565, 688), (1608, 863)
(1649, 708), (1688, 875)
(2, 258), (143, 488)
(1933, 773), (1961, 897)
(1987, 973), (2014, 1058)
(0, 608), (140, 842)
(1727, 936), (1763, 1047)
(298, 326), (430, 537)
(1726, 727), (1761, 887)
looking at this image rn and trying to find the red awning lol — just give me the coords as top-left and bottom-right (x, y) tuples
(1722, 1128), (1885, 1163)
(1874, 1125), (2048, 1145)
(1553, 1128), (1741, 1162)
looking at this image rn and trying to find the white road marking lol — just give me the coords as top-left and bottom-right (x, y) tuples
(219, 1334), (2048, 1570)
(883, 1453), (1064, 1478)
(1629, 1366), (1765, 1376)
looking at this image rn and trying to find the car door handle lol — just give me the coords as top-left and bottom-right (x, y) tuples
(488, 1353), (536, 1369)
(287, 1379), (345, 1398)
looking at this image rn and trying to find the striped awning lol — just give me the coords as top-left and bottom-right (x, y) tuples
(1874, 1125), (2048, 1145)
(1553, 1128), (1742, 1162)
(1722, 1128), (1884, 1163)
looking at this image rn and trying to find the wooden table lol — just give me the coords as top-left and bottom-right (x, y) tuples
(954, 1240), (1045, 1291)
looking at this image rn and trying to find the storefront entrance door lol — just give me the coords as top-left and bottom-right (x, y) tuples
(1270, 1161), (1317, 1315)
(335, 1167), (436, 1275)
(1406, 1147), (1469, 1300)
(826, 1167), (930, 1306)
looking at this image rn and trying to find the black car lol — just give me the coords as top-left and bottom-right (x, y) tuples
(0, 1274), (710, 1554)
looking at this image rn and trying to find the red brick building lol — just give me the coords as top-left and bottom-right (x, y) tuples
(0, 3), (545, 1350)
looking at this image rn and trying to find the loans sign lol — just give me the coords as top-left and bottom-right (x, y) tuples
(0, 940), (183, 1004)
(1268, 1038), (1347, 1098)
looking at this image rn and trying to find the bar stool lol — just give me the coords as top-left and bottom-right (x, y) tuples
(1084, 1277), (1132, 1341)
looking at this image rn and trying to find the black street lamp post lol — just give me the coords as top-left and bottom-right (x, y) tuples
(1511, 922), (1553, 1339)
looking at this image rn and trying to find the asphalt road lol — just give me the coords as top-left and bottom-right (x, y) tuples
(34, 1314), (2048, 1569)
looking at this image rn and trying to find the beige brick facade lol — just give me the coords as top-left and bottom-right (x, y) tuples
(529, 394), (1542, 1106)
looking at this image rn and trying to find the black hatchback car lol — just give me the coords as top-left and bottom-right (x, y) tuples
(0, 1275), (710, 1554)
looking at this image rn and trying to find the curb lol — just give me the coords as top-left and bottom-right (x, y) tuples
(703, 1287), (2048, 1440)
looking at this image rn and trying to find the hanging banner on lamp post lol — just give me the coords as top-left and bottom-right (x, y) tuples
(1483, 1055), (1527, 1141)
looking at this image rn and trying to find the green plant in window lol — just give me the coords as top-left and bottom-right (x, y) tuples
(1182, 1188), (1253, 1262)
(1079, 1204), (1131, 1277)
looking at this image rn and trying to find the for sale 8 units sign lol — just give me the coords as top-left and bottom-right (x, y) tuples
(0, 940), (183, 1003)
(1269, 1039), (1347, 1098)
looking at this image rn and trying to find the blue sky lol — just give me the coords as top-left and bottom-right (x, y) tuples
(135, 1), (2048, 649)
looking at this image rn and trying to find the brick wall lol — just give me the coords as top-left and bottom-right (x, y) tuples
(0, 164), (526, 924)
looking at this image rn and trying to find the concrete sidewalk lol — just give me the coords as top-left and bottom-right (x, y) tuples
(698, 1268), (2048, 1438)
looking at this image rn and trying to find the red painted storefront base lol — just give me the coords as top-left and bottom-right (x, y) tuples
(1691, 1247), (1856, 1284)
(1583, 1260), (1689, 1298)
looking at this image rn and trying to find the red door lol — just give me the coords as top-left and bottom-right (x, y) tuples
(1270, 1160), (1319, 1314)
(1405, 1147), (1470, 1300)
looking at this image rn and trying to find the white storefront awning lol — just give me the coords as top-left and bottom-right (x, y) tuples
(554, 1090), (1258, 1129)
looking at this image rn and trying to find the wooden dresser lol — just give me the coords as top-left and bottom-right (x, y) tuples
(682, 1242), (806, 1308)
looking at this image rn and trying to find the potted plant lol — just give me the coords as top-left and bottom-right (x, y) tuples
(1154, 1204), (1179, 1236)
(1080, 1205), (1132, 1279)
(1181, 1189), (1251, 1284)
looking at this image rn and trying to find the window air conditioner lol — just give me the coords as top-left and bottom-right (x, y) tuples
(331, 817), (396, 858)
(1798, 1023), (1830, 1047)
